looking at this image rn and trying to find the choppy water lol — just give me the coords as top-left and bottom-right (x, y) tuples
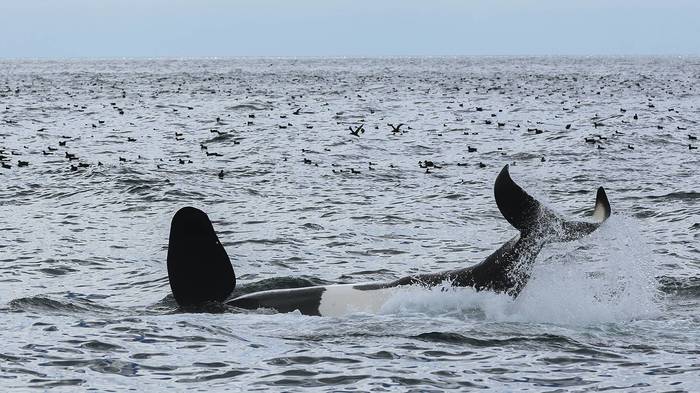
(0, 57), (698, 391)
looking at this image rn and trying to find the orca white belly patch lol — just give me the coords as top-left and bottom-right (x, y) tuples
(317, 284), (397, 317)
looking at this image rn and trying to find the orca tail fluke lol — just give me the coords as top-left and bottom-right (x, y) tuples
(557, 185), (612, 240)
(167, 207), (236, 306)
(494, 164), (611, 239)
(592, 187), (611, 222)
(494, 164), (555, 236)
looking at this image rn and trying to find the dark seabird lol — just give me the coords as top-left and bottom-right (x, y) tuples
(388, 123), (404, 133)
(349, 124), (365, 137)
(18, 160), (29, 167)
(218, 170), (224, 179)
(468, 146), (477, 153)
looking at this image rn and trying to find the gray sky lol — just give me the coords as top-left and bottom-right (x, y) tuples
(1, 0), (699, 58)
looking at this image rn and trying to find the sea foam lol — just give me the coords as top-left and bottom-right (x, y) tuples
(378, 216), (661, 326)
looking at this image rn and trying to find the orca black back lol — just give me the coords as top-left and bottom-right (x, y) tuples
(167, 207), (235, 306)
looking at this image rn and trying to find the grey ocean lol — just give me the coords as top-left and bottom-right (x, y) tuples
(0, 57), (698, 391)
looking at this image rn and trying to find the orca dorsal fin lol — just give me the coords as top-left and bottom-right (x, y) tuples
(592, 187), (611, 222)
(167, 207), (236, 306)
(493, 164), (553, 235)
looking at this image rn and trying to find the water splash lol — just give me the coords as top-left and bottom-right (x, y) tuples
(512, 215), (661, 325)
(378, 215), (661, 326)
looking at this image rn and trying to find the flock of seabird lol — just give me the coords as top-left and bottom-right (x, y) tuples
(1, 63), (697, 178)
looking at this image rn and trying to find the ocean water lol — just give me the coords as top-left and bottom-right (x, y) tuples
(0, 57), (698, 391)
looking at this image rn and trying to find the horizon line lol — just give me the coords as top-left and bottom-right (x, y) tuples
(2, 53), (699, 62)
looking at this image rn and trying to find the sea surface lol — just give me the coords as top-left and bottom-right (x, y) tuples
(0, 57), (698, 392)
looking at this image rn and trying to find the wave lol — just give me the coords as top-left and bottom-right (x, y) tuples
(8, 295), (114, 315)
(658, 276), (700, 297)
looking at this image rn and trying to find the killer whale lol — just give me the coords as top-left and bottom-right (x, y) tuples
(166, 164), (611, 316)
